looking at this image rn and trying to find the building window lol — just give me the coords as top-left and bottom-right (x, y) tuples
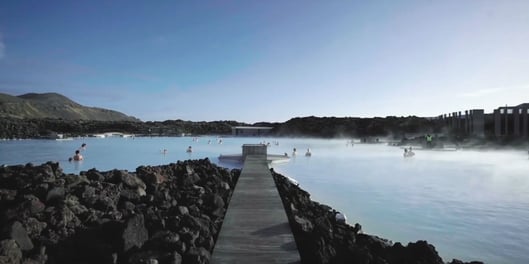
(520, 109), (523, 114)
(507, 109), (513, 114)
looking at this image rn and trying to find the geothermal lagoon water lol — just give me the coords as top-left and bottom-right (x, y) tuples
(1, 136), (528, 263)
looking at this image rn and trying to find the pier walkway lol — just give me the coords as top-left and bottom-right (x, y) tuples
(211, 155), (300, 263)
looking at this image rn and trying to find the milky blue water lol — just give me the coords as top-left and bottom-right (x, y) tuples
(1, 136), (528, 263)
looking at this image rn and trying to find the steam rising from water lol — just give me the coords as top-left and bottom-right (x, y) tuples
(271, 140), (529, 264)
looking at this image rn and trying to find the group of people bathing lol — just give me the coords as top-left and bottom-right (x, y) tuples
(290, 147), (312, 157)
(403, 146), (415, 157)
(68, 143), (86, 162)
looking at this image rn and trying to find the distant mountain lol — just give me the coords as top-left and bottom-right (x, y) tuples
(0, 92), (140, 121)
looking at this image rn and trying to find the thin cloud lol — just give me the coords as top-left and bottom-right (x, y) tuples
(0, 33), (5, 59)
(459, 88), (503, 98)
(459, 84), (529, 98)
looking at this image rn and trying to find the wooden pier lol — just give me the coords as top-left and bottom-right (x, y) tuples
(211, 154), (300, 263)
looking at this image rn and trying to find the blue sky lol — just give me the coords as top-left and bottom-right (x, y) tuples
(1, 1), (528, 122)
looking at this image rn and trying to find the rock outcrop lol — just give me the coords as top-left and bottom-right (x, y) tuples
(0, 159), (240, 264)
(271, 168), (484, 264)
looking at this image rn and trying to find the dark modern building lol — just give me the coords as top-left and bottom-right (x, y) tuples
(493, 103), (529, 138)
(231, 126), (273, 136)
(438, 109), (485, 138)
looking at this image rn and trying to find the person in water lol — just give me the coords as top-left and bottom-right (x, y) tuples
(72, 150), (83, 161)
(404, 147), (415, 157)
(186, 146), (193, 153)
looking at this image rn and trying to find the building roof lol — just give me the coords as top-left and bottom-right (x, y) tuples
(232, 126), (273, 130)
(496, 103), (529, 109)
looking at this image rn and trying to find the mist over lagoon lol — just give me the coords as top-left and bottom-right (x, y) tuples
(1, 136), (528, 263)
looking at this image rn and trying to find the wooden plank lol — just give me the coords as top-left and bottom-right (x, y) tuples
(211, 155), (300, 263)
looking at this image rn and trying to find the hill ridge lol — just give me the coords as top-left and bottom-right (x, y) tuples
(0, 92), (140, 122)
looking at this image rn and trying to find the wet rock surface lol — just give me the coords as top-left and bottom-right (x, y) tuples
(0, 160), (240, 264)
(271, 168), (484, 264)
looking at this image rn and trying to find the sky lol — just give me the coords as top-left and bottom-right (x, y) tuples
(1, 1), (528, 123)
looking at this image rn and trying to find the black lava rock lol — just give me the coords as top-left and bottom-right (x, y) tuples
(0, 159), (240, 264)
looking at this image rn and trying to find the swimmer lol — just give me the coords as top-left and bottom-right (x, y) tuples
(73, 150), (83, 161)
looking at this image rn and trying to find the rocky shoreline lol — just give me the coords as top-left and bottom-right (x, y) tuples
(0, 159), (240, 264)
(271, 168), (484, 264)
(1, 160), (485, 264)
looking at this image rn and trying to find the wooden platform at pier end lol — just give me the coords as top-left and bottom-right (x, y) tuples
(211, 155), (300, 263)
